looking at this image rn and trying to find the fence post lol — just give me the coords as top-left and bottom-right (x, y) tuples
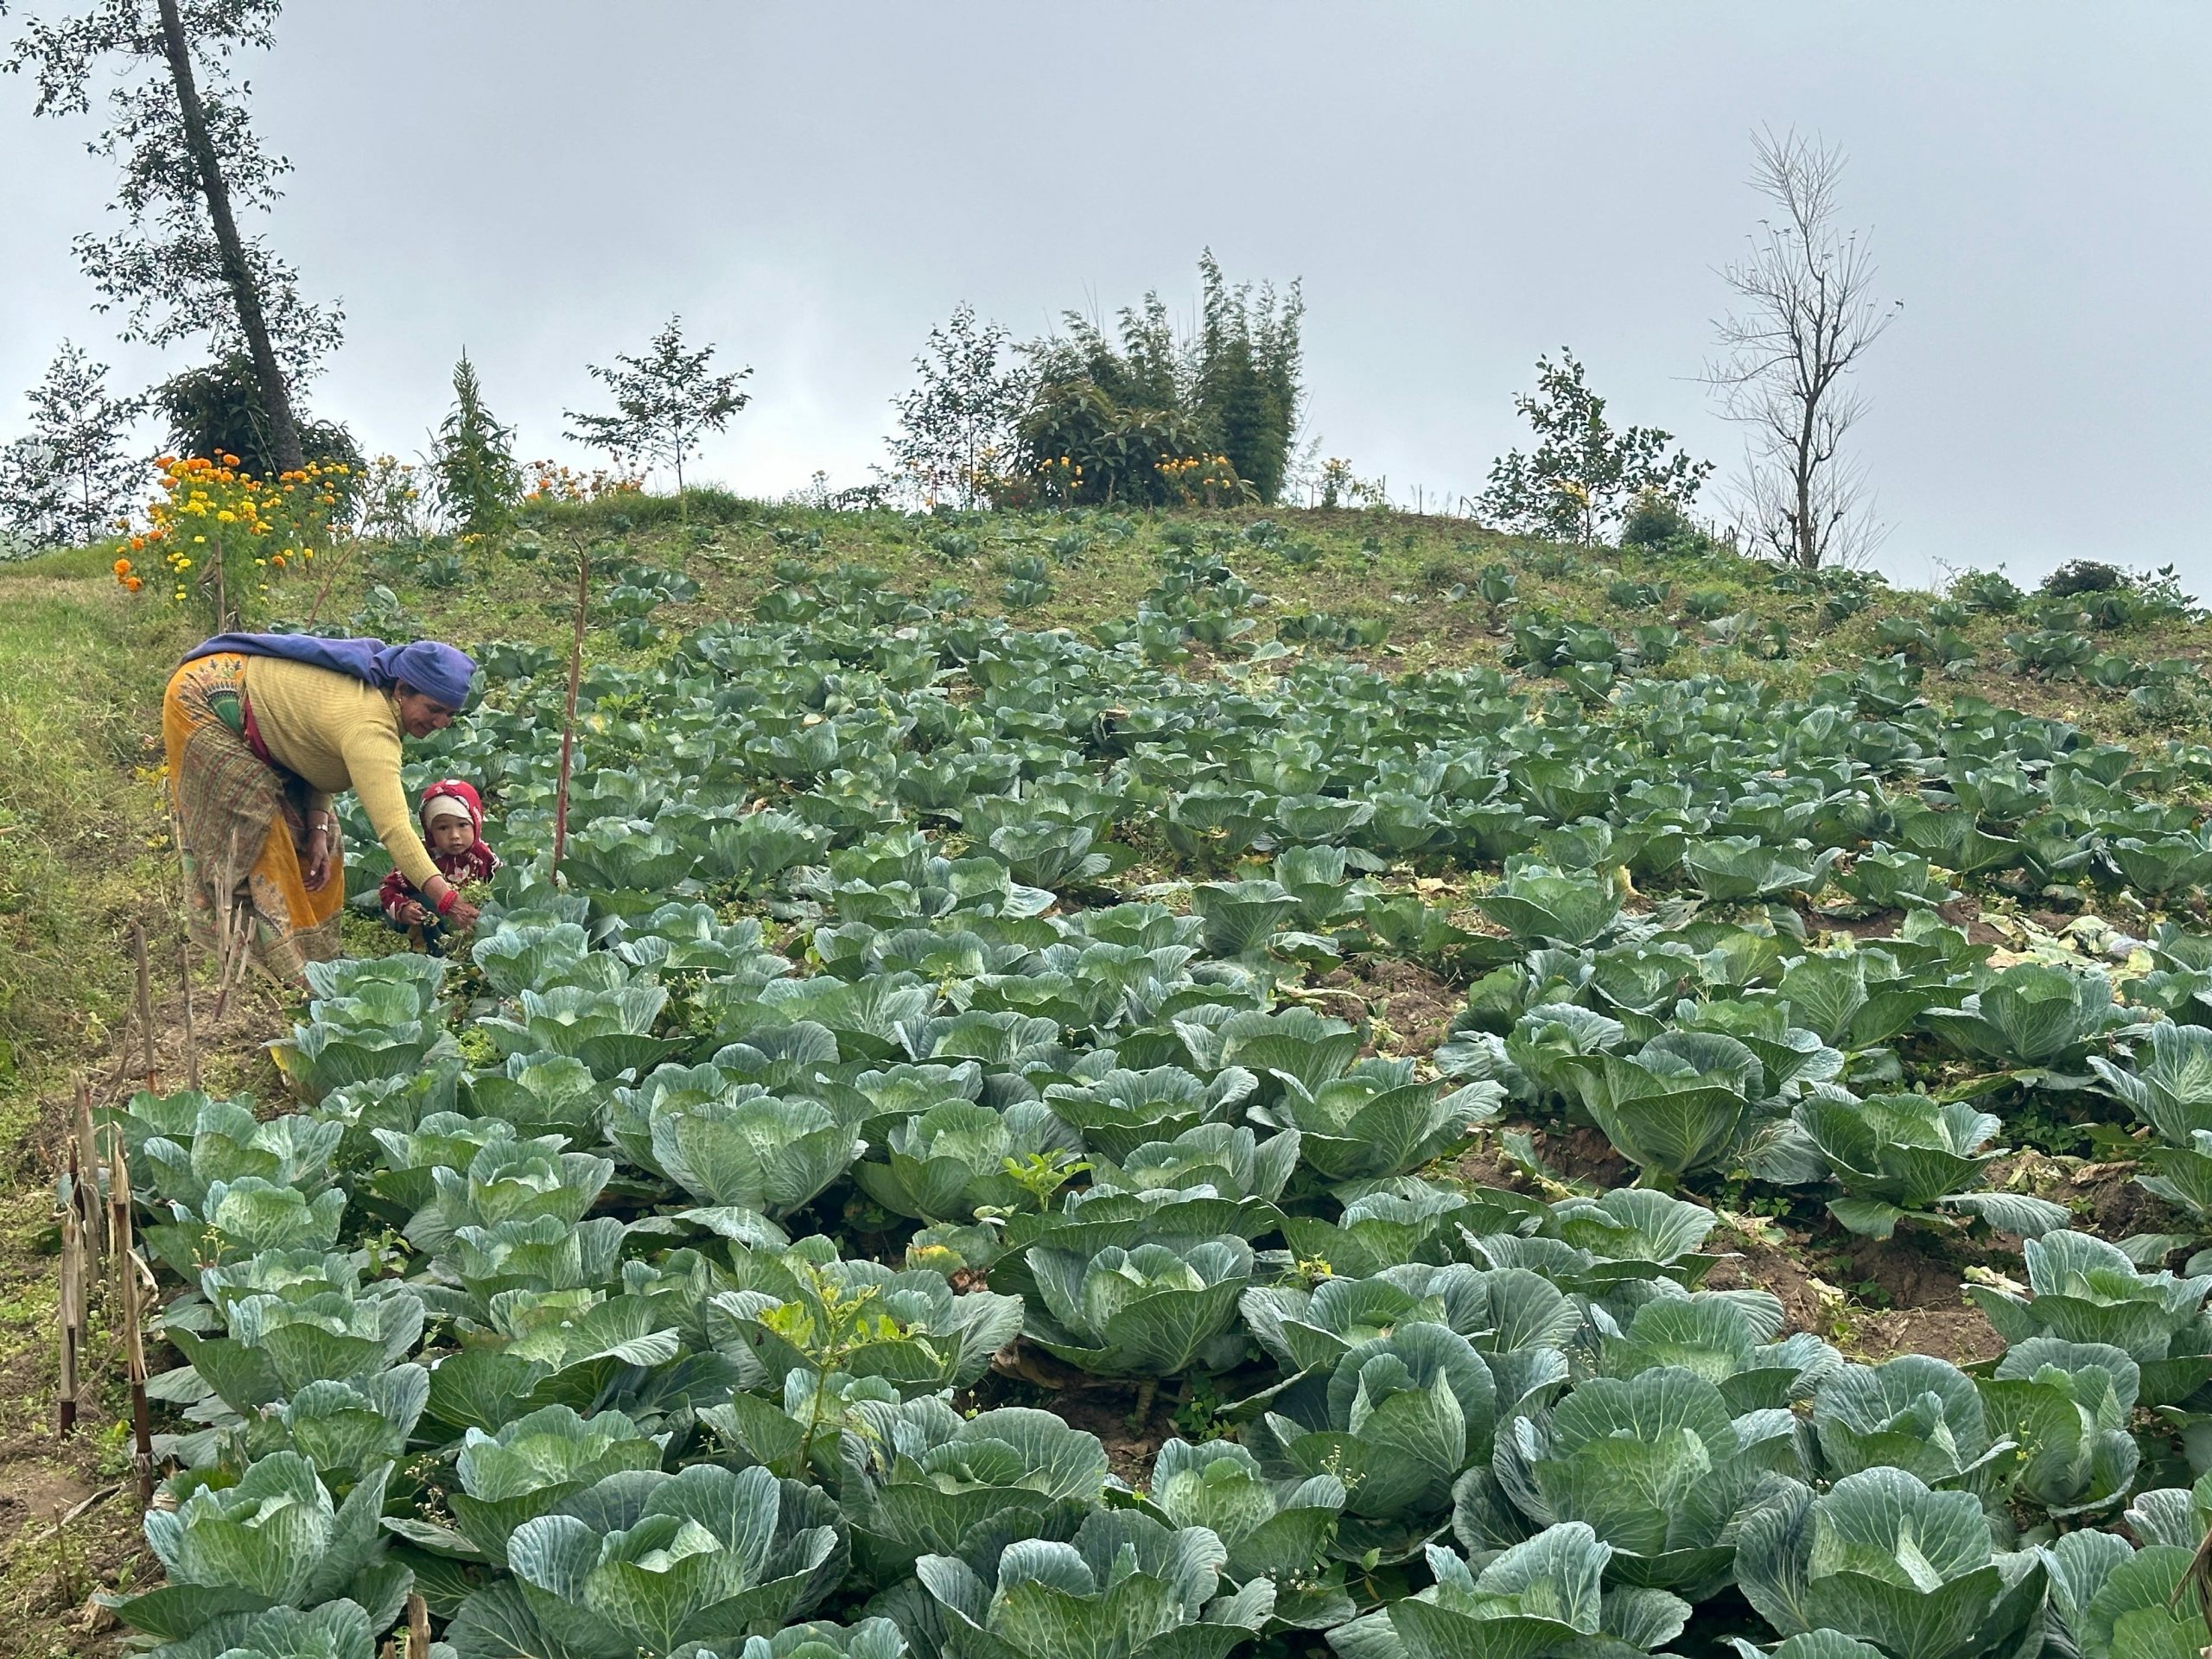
(57, 1200), (80, 1439)
(73, 1082), (103, 1261)
(551, 543), (588, 880)
(179, 940), (200, 1091)
(132, 922), (158, 1090)
(109, 1135), (154, 1504)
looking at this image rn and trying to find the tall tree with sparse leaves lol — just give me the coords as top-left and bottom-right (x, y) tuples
(7, 0), (341, 475)
(0, 340), (144, 550)
(563, 315), (750, 517)
(1478, 350), (1712, 543)
(887, 302), (1031, 508)
(1705, 129), (1899, 569)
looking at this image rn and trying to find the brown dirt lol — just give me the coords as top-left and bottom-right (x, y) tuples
(1705, 1226), (1848, 1342)
(1450, 1135), (1544, 1197)
(1043, 1389), (1172, 1489)
(1704, 1217), (2006, 1365)
(1802, 906), (1903, 944)
(1316, 957), (1463, 1059)
(1846, 1304), (2008, 1366)
(1451, 1125), (1631, 1193)
(1836, 1231), (2005, 1365)
(2032, 1155), (2171, 1243)
(1936, 895), (2007, 947)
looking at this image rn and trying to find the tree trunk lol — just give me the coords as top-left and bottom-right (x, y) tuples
(153, 0), (303, 475)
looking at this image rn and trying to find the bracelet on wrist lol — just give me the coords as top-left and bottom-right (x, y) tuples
(435, 887), (460, 917)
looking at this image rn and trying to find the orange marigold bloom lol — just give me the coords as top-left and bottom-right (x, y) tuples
(112, 557), (131, 575)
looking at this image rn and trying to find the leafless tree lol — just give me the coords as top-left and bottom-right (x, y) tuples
(1704, 129), (1900, 569)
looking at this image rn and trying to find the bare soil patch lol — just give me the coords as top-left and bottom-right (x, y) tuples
(1319, 957), (1463, 1060)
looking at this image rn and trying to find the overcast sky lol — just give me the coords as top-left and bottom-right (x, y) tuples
(3, 2), (2207, 592)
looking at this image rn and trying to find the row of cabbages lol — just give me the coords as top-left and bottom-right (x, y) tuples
(99, 898), (2212, 1659)
(105, 557), (2212, 1658)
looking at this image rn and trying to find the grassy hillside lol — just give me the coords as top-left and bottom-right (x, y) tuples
(340, 498), (2212, 747)
(1, 499), (2209, 1654)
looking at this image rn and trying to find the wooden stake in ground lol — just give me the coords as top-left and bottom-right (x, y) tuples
(132, 922), (158, 1090)
(108, 1136), (155, 1504)
(550, 543), (589, 880)
(73, 1082), (103, 1260)
(57, 1201), (81, 1439)
(406, 1592), (431, 1659)
(179, 941), (200, 1092)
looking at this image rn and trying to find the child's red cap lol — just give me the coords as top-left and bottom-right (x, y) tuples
(420, 778), (485, 832)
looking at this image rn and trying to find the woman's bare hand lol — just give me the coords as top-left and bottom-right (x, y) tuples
(302, 825), (334, 892)
(445, 897), (482, 932)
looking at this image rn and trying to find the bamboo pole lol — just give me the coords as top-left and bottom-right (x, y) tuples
(131, 922), (158, 1090)
(73, 1082), (103, 1260)
(179, 941), (200, 1091)
(110, 1134), (154, 1504)
(550, 543), (588, 880)
(212, 889), (252, 1024)
(57, 1201), (80, 1439)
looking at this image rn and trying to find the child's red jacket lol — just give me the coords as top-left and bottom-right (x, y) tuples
(378, 779), (500, 922)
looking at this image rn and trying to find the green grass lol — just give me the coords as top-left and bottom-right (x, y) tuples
(0, 556), (191, 1121)
(304, 499), (2212, 753)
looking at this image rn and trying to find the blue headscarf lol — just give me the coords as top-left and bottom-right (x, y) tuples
(184, 633), (476, 708)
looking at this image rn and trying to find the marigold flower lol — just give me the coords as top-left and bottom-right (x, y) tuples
(125, 575), (143, 592)
(113, 557), (131, 575)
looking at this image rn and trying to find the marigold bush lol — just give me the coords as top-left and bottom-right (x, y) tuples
(113, 454), (347, 627)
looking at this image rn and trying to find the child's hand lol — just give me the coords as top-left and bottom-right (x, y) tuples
(399, 901), (431, 925)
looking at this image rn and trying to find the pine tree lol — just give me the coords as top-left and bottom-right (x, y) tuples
(0, 342), (143, 550)
(431, 350), (521, 540)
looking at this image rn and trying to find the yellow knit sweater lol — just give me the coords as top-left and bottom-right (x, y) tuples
(242, 657), (439, 889)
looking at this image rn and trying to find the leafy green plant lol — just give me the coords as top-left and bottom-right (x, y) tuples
(711, 1236), (1022, 1394)
(1327, 1527), (1688, 1659)
(106, 1455), (410, 1644)
(447, 1464), (839, 1657)
(1135, 1438), (1348, 1628)
(1795, 1091), (2067, 1238)
(910, 1508), (1275, 1659)
(1248, 1321), (1498, 1560)
(1967, 1230), (2212, 1407)
(1732, 1467), (2046, 1659)
(1488, 1365), (1800, 1596)
(839, 1401), (1109, 1585)
(1023, 1238), (1255, 1376)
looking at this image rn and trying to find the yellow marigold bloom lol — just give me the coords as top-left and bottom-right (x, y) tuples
(217, 510), (237, 523)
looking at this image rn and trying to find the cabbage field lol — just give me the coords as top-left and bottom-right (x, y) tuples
(93, 535), (2212, 1659)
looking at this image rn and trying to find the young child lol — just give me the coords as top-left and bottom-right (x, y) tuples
(379, 779), (499, 941)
